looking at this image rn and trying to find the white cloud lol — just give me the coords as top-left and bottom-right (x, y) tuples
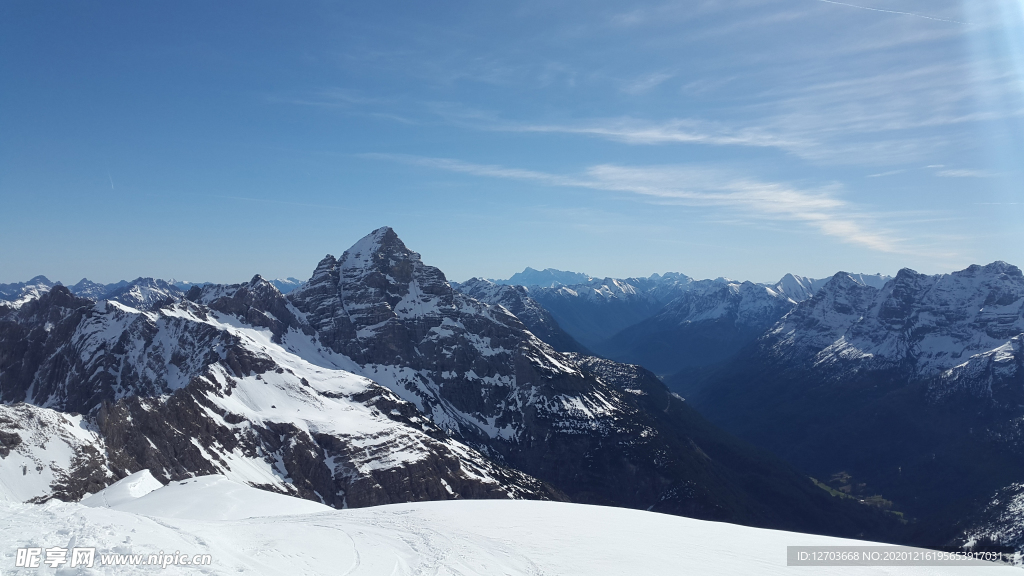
(936, 169), (994, 178)
(489, 117), (810, 150)
(366, 154), (919, 255)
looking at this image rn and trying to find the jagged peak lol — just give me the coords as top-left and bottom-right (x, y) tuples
(891, 267), (922, 282)
(339, 227), (419, 275)
(347, 226), (402, 255)
(965, 261), (1023, 277)
(810, 271), (880, 296)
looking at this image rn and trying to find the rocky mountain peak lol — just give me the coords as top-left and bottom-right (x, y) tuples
(339, 226), (414, 275)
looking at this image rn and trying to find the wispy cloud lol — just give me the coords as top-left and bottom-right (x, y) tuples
(365, 153), (929, 255)
(867, 169), (906, 178)
(496, 118), (806, 149)
(936, 169), (994, 178)
(811, 0), (973, 25)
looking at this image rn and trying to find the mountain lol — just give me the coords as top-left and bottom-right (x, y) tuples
(593, 279), (796, 377)
(281, 228), (900, 534)
(0, 279), (556, 507)
(269, 277), (304, 294)
(101, 277), (185, 310)
(562, 272), (892, 390)
(0, 275), (56, 308)
(958, 482), (1024, 551)
(771, 273), (889, 303)
(69, 278), (125, 300)
(527, 274), (694, 348)
(451, 278), (589, 353)
(0, 227), (901, 540)
(492, 267), (593, 288)
(687, 262), (1024, 546)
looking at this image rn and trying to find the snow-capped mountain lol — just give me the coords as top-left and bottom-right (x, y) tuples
(771, 273), (890, 303)
(491, 267), (593, 288)
(451, 278), (588, 353)
(687, 262), (1024, 548)
(100, 278), (185, 310)
(2, 277), (216, 310)
(765, 262), (1024, 381)
(527, 273), (694, 348)
(0, 275), (56, 308)
(269, 277), (304, 294)
(69, 278), (124, 300)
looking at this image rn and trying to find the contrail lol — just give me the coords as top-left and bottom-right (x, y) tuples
(108, 173), (115, 191)
(812, 0), (972, 25)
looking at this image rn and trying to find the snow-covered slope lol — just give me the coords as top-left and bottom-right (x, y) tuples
(79, 470), (164, 509)
(0, 403), (115, 503)
(82, 473), (333, 519)
(1, 483), (1014, 576)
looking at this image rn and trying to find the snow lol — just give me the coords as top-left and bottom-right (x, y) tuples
(80, 470), (164, 509)
(0, 404), (114, 503)
(777, 264), (1024, 380)
(83, 473), (332, 520)
(1, 481), (1016, 575)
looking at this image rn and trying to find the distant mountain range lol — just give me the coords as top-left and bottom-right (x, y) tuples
(489, 267), (593, 288)
(467, 263), (1024, 550)
(8, 242), (1024, 551)
(0, 228), (896, 542)
(682, 263), (1024, 548)
(0, 276), (305, 309)
(476, 268), (890, 380)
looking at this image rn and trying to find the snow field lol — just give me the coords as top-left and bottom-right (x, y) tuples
(2, 475), (1018, 575)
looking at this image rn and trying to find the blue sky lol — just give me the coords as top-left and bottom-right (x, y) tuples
(1, 0), (1022, 284)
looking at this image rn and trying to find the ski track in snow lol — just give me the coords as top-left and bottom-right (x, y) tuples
(2, 494), (1018, 575)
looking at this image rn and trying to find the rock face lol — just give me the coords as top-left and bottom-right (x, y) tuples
(688, 263), (1024, 548)
(453, 278), (588, 353)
